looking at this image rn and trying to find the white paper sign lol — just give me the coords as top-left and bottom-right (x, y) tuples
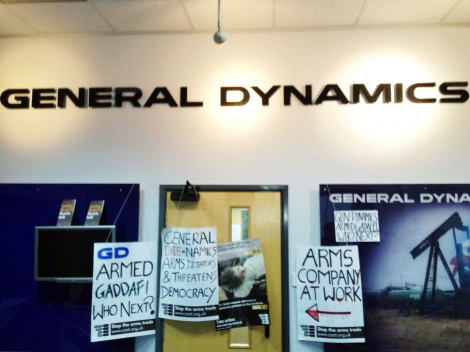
(334, 210), (380, 242)
(158, 227), (219, 321)
(296, 245), (365, 343)
(91, 242), (157, 342)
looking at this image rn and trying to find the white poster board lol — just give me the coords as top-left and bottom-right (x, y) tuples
(91, 242), (157, 342)
(296, 245), (365, 343)
(158, 227), (219, 321)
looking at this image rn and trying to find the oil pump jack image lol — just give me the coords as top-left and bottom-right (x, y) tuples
(320, 185), (470, 352)
(410, 211), (470, 317)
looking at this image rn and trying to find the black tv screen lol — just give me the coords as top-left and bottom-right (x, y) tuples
(34, 225), (116, 282)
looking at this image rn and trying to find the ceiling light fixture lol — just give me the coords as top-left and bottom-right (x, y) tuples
(213, 0), (227, 44)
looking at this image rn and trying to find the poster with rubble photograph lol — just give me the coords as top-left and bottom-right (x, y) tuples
(216, 238), (270, 330)
(320, 184), (470, 352)
(296, 245), (365, 343)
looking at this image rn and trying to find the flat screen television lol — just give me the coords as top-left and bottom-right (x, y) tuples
(34, 225), (116, 283)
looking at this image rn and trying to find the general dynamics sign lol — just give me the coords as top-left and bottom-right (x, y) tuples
(0, 82), (468, 109)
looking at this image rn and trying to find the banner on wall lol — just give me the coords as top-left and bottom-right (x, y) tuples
(320, 184), (470, 352)
(158, 227), (219, 321)
(91, 242), (157, 342)
(216, 238), (270, 330)
(296, 245), (365, 343)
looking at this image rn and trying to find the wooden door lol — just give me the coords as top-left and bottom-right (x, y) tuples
(157, 186), (288, 352)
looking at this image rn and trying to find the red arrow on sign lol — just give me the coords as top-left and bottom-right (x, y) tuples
(306, 304), (351, 322)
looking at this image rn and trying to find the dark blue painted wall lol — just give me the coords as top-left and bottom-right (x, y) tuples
(0, 184), (139, 352)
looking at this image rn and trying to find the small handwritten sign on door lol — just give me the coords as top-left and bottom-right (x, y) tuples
(158, 227), (219, 322)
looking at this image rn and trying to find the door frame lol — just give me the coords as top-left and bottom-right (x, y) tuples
(156, 184), (290, 352)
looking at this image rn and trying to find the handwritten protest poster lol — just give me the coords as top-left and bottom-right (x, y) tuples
(216, 238), (270, 330)
(296, 245), (365, 343)
(334, 210), (380, 242)
(158, 227), (219, 321)
(91, 242), (157, 342)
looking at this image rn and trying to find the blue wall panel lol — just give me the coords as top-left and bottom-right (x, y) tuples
(0, 184), (140, 352)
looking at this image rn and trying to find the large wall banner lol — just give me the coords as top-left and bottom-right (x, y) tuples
(320, 184), (470, 352)
(296, 245), (365, 343)
(158, 227), (219, 321)
(91, 242), (157, 342)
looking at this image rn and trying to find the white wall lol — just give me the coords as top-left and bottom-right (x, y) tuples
(1, 27), (470, 352)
